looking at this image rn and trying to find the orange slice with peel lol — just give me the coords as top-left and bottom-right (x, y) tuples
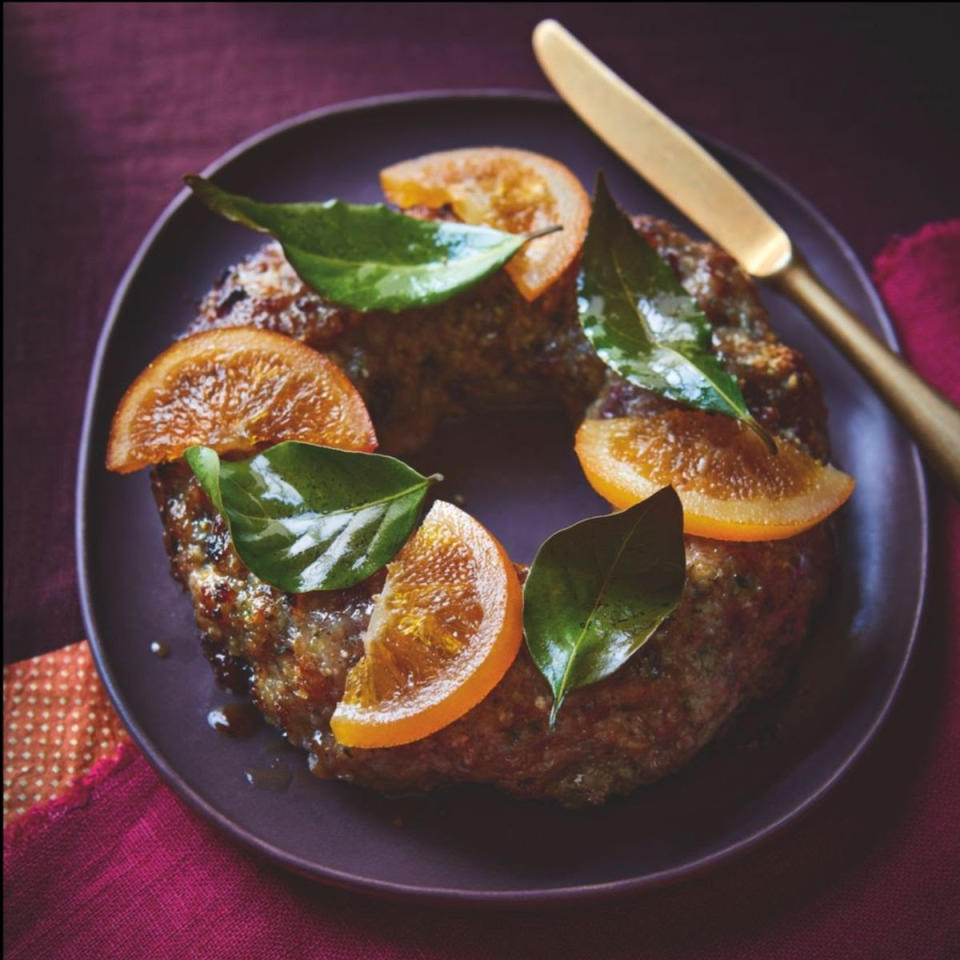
(380, 147), (590, 301)
(106, 327), (376, 473)
(576, 412), (854, 541)
(330, 500), (523, 748)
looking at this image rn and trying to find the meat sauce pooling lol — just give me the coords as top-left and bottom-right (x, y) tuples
(152, 215), (833, 806)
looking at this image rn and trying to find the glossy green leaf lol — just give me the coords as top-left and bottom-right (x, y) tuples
(523, 486), (686, 725)
(577, 174), (774, 451)
(185, 175), (554, 313)
(185, 442), (436, 592)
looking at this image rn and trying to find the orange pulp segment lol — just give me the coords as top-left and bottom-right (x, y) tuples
(575, 413), (854, 541)
(106, 327), (376, 473)
(380, 147), (590, 301)
(330, 500), (523, 748)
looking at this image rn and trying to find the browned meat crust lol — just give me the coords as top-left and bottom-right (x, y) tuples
(153, 215), (834, 806)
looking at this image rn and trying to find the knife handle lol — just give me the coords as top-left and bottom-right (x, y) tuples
(771, 255), (960, 496)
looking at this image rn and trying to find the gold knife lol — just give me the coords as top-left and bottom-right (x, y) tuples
(533, 18), (960, 494)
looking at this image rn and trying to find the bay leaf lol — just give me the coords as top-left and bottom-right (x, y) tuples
(185, 442), (435, 592)
(185, 176), (555, 313)
(577, 174), (774, 451)
(523, 486), (686, 725)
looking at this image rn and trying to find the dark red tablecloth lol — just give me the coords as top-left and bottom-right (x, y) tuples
(4, 3), (959, 957)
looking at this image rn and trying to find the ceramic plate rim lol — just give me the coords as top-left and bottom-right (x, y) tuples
(76, 89), (929, 905)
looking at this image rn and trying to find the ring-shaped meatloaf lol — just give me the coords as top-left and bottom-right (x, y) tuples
(152, 214), (833, 806)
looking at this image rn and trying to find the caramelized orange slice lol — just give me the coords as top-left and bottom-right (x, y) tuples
(330, 500), (523, 748)
(106, 328), (376, 473)
(576, 413), (854, 541)
(380, 147), (590, 301)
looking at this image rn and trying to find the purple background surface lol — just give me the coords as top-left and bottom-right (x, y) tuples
(4, 4), (960, 956)
(3, 2), (958, 662)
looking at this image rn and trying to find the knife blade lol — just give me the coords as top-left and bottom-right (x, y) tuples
(533, 18), (960, 494)
(532, 18), (791, 277)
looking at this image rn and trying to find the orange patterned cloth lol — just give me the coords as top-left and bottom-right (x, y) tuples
(3, 640), (129, 826)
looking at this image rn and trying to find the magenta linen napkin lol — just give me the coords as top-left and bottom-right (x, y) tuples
(873, 220), (960, 406)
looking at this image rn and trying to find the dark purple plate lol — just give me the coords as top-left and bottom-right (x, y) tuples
(76, 91), (927, 904)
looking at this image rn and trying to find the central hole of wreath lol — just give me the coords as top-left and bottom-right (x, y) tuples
(405, 410), (611, 564)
